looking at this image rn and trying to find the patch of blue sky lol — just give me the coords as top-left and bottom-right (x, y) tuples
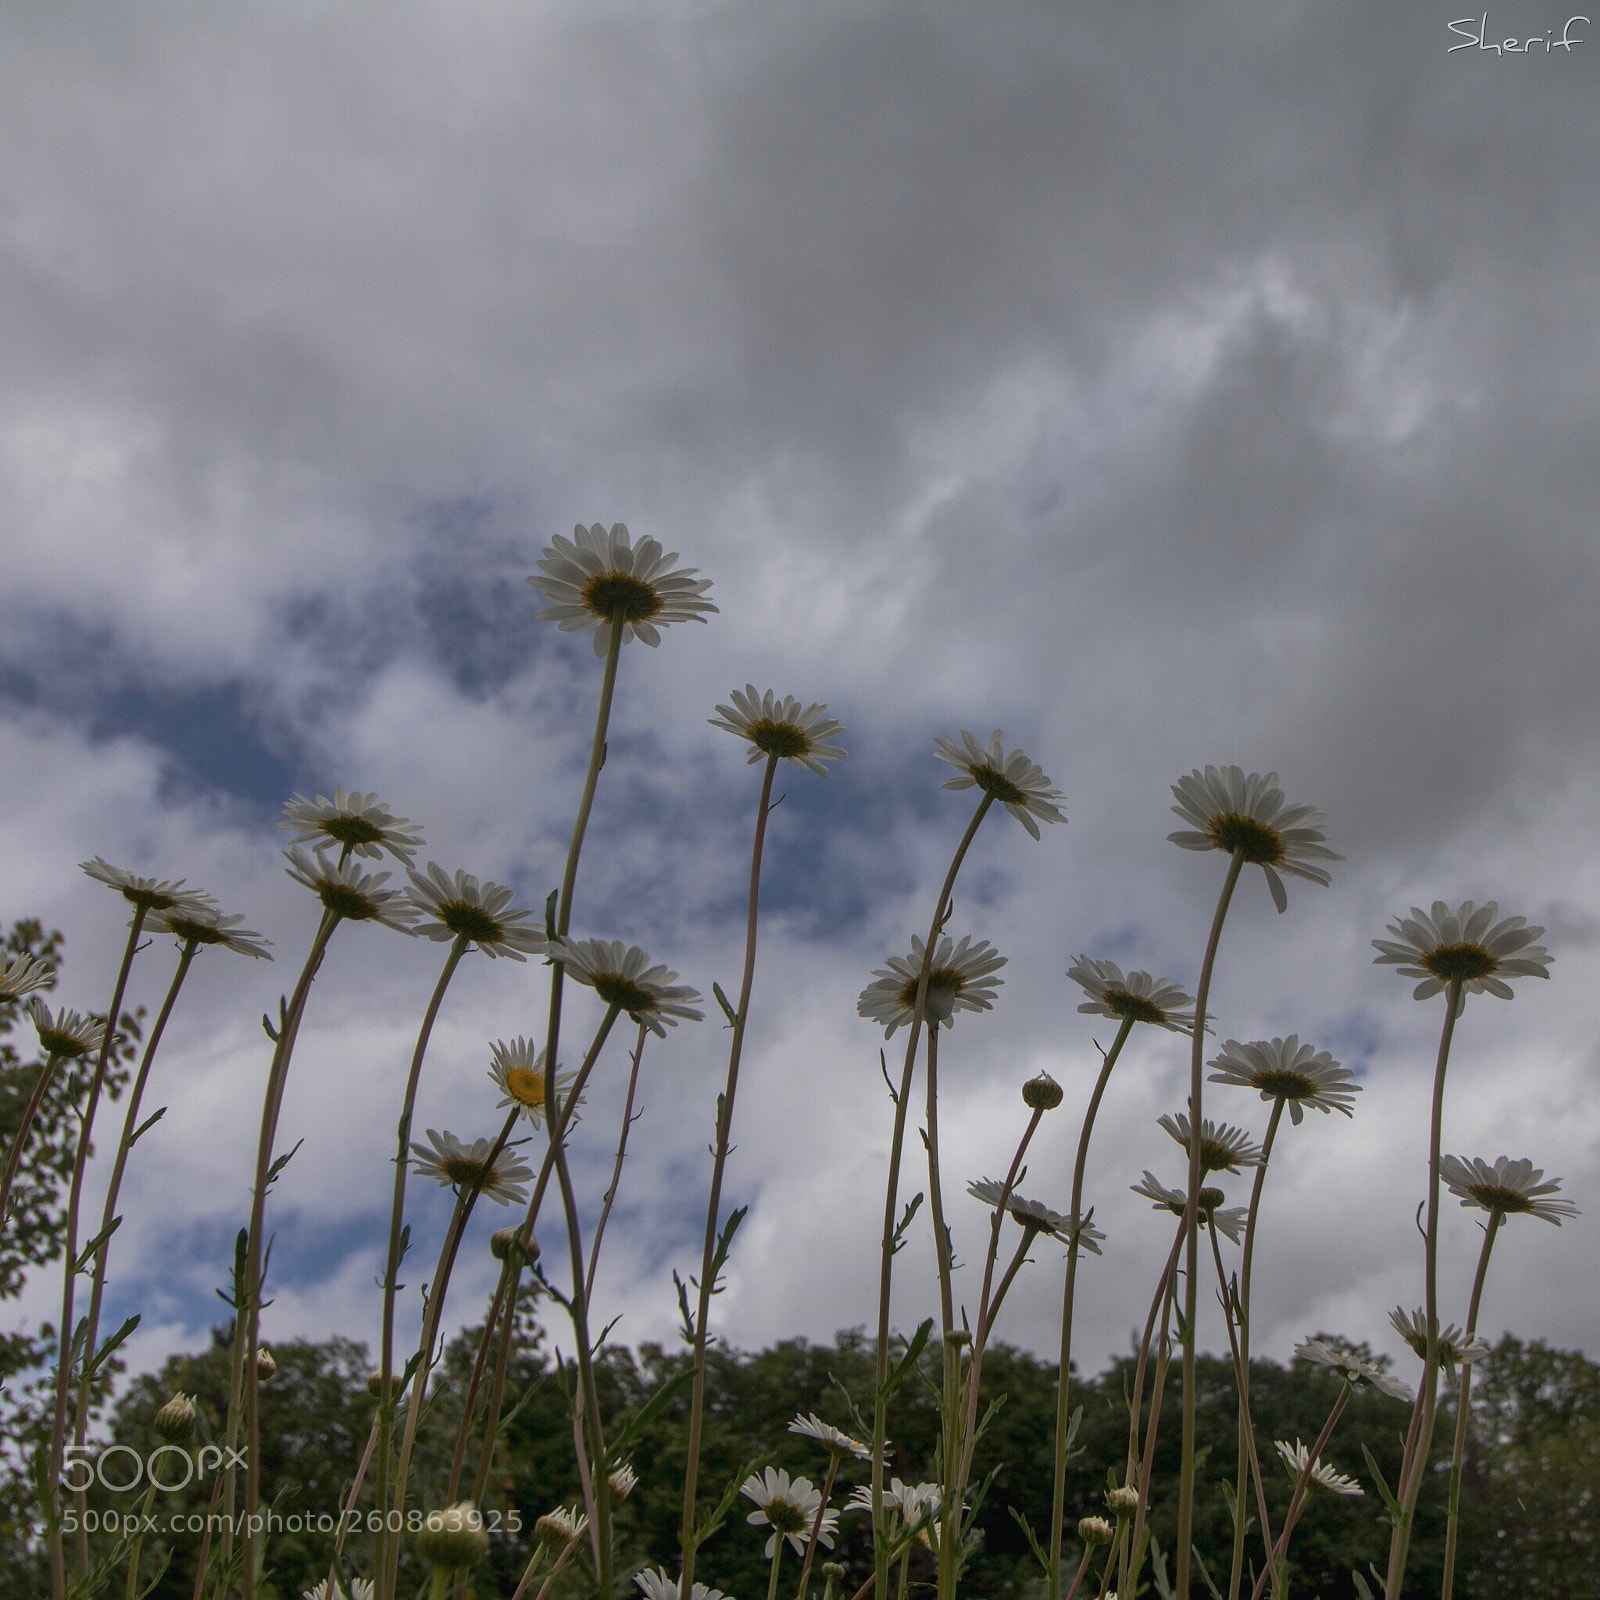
(1313, 1008), (1383, 1080)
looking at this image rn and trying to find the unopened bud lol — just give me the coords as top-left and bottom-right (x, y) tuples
(1022, 1072), (1064, 1111)
(1105, 1484), (1139, 1516)
(153, 1392), (197, 1444)
(1077, 1514), (1114, 1546)
(416, 1501), (490, 1570)
(821, 1564), (846, 1580)
(491, 1226), (538, 1264)
(368, 1370), (405, 1399)
(1198, 1186), (1226, 1214)
(255, 1346), (276, 1380)
(536, 1506), (586, 1548)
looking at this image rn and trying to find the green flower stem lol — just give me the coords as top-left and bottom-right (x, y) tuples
(1060, 1543), (1093, 1600)
(324, 1411), (380, 1598)
(1175, 848), (1246, 1600)
(1124, 1242), (1182, 1599)
(923, 1022), (965, 1600)
(1383, 974), (1463, 1599)
(238, 907), (342, 1600)
(1047, 1014), (1135, 1599)
(680, 752), (780, 1599)
(795, 1452), (840, 1600)
(1124, 1216), (1187, 1492)
(584, 1021), (649, 1301)
(0, 1047), (65, 1229)
(445, 1256), (513, 1503)
(765, 1541), (785, 1600)
(1248, 1384), (1348, 1600)
(47, 905), (147, 1600)
(1206, 1217), (1275, 1575)
(1225, 1095), (1286, 1600)
(953, 1103), (1046, 1496)
(211, 904), (337, 1600)
(1440, 1210), (1502, 1600)
(467, 1004), (622, 1510)
(122, 1480), (162, 1600)
(74, 937), (201, 1557)
(373, 936), (471, 1593)
(385, 1186), (475, 1596)
(870, 792), (995, 1600)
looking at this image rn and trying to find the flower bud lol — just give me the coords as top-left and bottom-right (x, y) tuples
(1105, 1484), (1140, 1516)
(255, 1346), (277, 1380)
(368, 1370), (405, 1399)
(942, 1328), (971, 1349)
(153, 1392), (197, 1444)
(536, 1506), (586, 1548)
(821, 1564), (846, 1580)
(416, 1501), (490, 1570)
(1198, 1186), (1226, 1214)
(1077, 1514), (1114, 1546)
(608, 1462), (638, 1500)
(491, 1226), (538, 1264)
(1022, 1072), (1064, 1111)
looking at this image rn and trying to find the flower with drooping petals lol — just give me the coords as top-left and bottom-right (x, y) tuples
(1373, 901), (1551, 1014)
(1130, 1172), (1247, 1245)
(1439, 1154), (1578, 1225)
(284, 847), (419, 932)
(406, 864), (546, 959)
(1168, 766), (1338, 913)
(1295, 1338), (1413, 1402)
(1066, 956), (1198, 1033)
(1388, 1308), (1490, 1372)
(0, 952), (54, 1003)
(857, 934), (1006, 1036)
(528, 522), (716, 654)
(409, 1130), (533, 1207)
(553, 938), (703, 1036)
(710, 687), (846, 775)
(1157, 1112), (1263, 1174)
(279, 790), (423, 865)
(1208, 1035), (1357, 1125)
(934, 729), (1065, 839)
(80, 857), (217, 919)
(789, 1412), (874, 1462)
(967, 1177), (1082, 1246)
(152, 905), (273, 960)
(27, 1000), (106, 1061)
(634, 1570), (731, 1600)
(1274, 1439), (1363, 1497)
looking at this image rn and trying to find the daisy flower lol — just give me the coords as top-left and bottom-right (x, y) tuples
(488, 1038), (576, 1127)
(1295, 1338), (1414, 1403)
(845, 1479), (940, 1526)
(742, 1467), (835, 1560)
(635, 1570), (732, 1600)
(553, 939), (703, 1036)
(1167, 766), (1338, 913)
(1130, 1173), (1247, 1244)
(528, 522), (716, 653)
(966, 1177), (1083, 1247)
(1207, 1035), (1357, 1125)
(1274, 1439), (1363, 1498)
(857, 934), (1006, 1035)
(80, 857), (217, 919)
(1157, 1112), (1263, 1174)
(284, 847), (419, 932)
(151, 905), (273, 960)
(709, 686), (847, 774)
(406, 864), (546, 959)
(789, 1412), (874, 1461)
(27, 1000), (106, 1061)
(0, 952), (54, 1003)
(608, 1462), (639, 1500)
(1372, 901), (1551, 1013)
(1439, 1154), (1578, 1225)
(1387, 1308), (1490, 1371)
(1066, 956), (1198, 1033)
(934, 729), (1065, 839)
(535, 1506), (588, 1548)
(279, 790), (423, 865)
(409, 1130), (533, 1207)
(302, 1581), (374, 1600)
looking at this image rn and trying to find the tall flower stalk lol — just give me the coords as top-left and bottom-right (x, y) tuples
(678, 690), (846, 1597)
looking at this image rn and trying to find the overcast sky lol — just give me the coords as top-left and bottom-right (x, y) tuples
(2, 1), (1596, 1400)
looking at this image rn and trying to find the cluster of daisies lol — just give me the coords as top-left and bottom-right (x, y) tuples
(23, 523), (1583, 1600)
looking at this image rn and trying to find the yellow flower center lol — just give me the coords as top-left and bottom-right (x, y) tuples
(440, 902), (504, 944)
(506, 1068), (546, 1108)
(1253, 1068), (1317, 1100)
(320, 815), (385, 847)
(747, 719), (810, 759)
